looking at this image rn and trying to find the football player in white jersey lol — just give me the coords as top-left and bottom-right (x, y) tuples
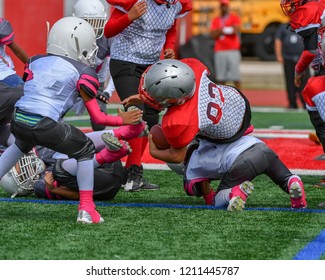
(0, 17), (143, 224)
(0, 17), (28, 149)
(104, 0), (192, 192)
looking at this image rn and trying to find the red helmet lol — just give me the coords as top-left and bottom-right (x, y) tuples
(280, 0), (304, 16)
(155, 0), (178, 5)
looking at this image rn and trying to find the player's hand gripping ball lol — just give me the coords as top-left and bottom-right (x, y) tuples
(150, 124), (170, 150)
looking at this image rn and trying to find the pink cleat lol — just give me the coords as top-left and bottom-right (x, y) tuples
(288, 176), (307, 209)
(95, 133), (132, 165)
(227, 181), (254, 211)
(77, 209), (104, 224)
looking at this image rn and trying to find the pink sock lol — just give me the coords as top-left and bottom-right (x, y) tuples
(79, 190), (101, 223)
(203, 190), (216, 205)
(95, 145), (128, 164)
(113, 122), (145, 140)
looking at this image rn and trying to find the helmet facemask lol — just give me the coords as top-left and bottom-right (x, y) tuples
(75, 37), (98, 67)
(72, 0), (108, 39)
(280, 0), (303, 16)
(0, 152), (45, 198)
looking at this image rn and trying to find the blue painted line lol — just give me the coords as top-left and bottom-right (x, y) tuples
(1, 197), (325, 213)
(293, 230), (325, 260)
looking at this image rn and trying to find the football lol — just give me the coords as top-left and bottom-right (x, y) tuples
(150, 124), (170, 149)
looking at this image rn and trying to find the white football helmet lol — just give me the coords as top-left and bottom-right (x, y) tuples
(72, 0), (108, 39)
(0, 151), (45, 198)
(47, 16), (98, 66)
(139, 59), (196, 111)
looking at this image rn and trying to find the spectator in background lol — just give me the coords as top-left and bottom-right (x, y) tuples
(275, 22), (311, 109)
(0, 17), (29, 148)
(210, 0), (241, 90)
(104, 0), (192, 192)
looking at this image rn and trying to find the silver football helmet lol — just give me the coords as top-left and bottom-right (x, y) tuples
(0, 151), (45, 198)
(47, 16), (98, 66)
(72, 0), (108, 39)
(139, 59), (196, 111)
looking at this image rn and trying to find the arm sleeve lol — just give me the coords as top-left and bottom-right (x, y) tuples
(84, 98), (123, 126)
(295, 50), (316, 74)
(104, 8), (132, 38)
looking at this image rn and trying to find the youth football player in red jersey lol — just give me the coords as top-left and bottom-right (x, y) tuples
(280, 0), (325, 85)
(122, 58), (307, 211)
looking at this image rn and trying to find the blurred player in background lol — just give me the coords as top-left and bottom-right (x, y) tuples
(280, 0), (325, 183)
(104, 0), (192, 192)
(0, 17), (143, 224)
(0, 17), (29, 149)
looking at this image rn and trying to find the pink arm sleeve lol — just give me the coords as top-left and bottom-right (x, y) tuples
(84, 98), (123, 126)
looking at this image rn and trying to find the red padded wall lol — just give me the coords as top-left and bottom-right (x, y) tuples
(4, 0), (64, 75)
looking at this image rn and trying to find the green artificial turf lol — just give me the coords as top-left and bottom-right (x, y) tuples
(0, 109), (324, 260)
(0, 172), (325, 260)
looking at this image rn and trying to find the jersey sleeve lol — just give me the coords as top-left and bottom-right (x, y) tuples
(106, 0), (137, 12)
(302, 76), (325, 107)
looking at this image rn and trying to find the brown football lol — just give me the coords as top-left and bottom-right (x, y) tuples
(150, 124), (170, 149)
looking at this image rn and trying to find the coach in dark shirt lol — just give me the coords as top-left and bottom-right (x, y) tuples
(275, 23), (311, 109)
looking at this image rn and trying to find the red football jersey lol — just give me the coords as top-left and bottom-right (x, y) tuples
(161, 58), (248, 148)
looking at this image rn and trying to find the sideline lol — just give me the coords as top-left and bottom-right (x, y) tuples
(1, 197), (325, 213)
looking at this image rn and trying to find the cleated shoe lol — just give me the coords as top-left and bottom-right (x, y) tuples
(96, 134), (132, 164)
(124, 164), (160, 192)
(124, 164), (143, 192)
(227, 196), (246, 211)
(229, 181), (254, 201)
(127, 106), (143, 124)
(101, 133), (123, 151)
(288, 176), (307, 209)
(140, 178), (160, 190)
(101, 132), (132, 154)
(227, 181), (254, 211)
(77, 210), (105, 224)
